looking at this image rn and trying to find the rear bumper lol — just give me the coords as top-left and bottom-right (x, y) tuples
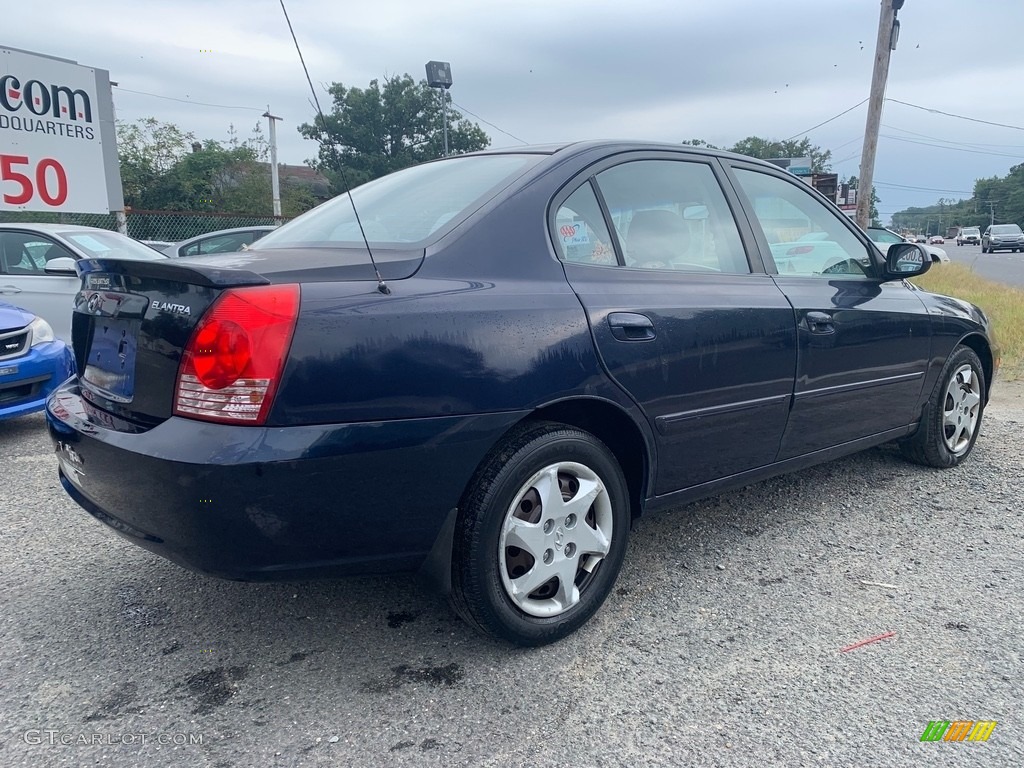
(46, 380), (523, 580)
(0, 341), (73, 421)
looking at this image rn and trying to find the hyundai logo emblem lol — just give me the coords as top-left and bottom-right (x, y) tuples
(87, 293), (103, 312)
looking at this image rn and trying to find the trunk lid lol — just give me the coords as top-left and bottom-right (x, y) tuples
(71, 247), (423, 429)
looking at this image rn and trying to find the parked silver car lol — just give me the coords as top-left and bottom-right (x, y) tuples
(162, 226), (277, 258)
(0, 223), (166, 342)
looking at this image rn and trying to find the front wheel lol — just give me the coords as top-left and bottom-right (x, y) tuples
(450, 422), (631, 646)
(900, 346), (986, 468)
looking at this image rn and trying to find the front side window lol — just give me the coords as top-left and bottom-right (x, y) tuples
(588, 160), (750, 274)
(733, 169), (874, 278)
(0, 233), (74, 275)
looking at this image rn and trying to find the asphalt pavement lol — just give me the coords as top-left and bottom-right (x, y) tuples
(943, 240), (1024, 286)
(1, 385), (1022, 767)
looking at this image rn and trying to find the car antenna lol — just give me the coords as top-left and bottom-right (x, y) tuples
(278, 0), (390, 295)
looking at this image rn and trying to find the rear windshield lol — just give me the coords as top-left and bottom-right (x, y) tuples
(962, 228), (980, 235)
(252, 154), (542, 249)
(60, 230), (168, 260)
(990, 224), (1022, 235)
(868, 228), (903, 244)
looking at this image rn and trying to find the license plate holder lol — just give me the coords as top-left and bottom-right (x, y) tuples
(82, 318), (140, 402)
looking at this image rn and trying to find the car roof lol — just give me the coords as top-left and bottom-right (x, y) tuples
(0, 222), (115, 234)
(462, 139), (781, 167)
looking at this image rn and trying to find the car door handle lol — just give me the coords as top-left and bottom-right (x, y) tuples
(0, 285), (23, 294)
(608, 312), (656, 341)
(805, 311), (835, 334)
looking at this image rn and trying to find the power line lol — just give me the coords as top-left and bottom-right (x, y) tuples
(879, 134), (1024, 159)
(449, 100), (528, 145)
(113, 86), (265, 112)
(886, 98), (1024, 132)
(874, 180), (973, 194)
(881, 123), (1024, 150)
(785, 98), (868, 142)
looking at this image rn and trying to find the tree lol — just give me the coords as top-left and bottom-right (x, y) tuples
(298, 74), (490, 187)
(728, 136), (832, 173)
(117, 118), (197, 207)
(680, 136), (832, 172)
(116, 118), (319, 217)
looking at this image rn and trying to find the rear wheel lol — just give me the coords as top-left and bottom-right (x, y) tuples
(900, 346), (985, 468)
(450, 421), (630, 646)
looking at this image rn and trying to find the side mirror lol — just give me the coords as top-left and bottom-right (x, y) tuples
(43, 256), (78, 275)
(883, 242), (931, 280)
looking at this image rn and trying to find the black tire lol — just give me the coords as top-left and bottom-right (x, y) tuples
(900, 346), (986, 468)
(449, 421), (630, 646)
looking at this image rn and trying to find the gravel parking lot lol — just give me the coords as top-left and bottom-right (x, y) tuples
(2, 385), (1021, 767)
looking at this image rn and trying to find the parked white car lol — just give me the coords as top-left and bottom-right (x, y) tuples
(0, 223), (167, 342)
(866, 227), (949, 263)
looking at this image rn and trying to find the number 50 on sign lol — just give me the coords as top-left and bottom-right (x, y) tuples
(1, 154), (68, 206)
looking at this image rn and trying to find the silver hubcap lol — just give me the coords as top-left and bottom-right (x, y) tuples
(498, 462), (613, 618)
(942, 364), (982, 454)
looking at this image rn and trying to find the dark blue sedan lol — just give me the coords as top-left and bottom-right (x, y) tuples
(0, 302), (73, 421)
(46, 142), (997, 645)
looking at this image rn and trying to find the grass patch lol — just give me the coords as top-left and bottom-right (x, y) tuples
(912, 263), (1024, 380)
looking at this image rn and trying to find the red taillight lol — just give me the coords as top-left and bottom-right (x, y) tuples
(174, 284), (300, 425)
(786, 245), (814, 255)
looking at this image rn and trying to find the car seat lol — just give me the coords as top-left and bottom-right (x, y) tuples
(626, 210), (690, 268)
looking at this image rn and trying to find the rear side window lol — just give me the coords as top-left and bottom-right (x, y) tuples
(599, 161), (749, 273)
(554, 159), (750, 273)
(253, 155), (541, 249)
(182, 232), (256, 257)
(554, 183), (618, 265)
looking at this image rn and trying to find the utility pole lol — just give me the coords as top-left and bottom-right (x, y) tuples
(263, 108), (283, 220)
(856, 0), (904, 229)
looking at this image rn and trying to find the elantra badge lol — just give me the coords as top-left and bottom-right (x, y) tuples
(150, 301), (191, 316)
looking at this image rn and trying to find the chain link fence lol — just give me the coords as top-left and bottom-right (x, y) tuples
(0, 209), (291, 244)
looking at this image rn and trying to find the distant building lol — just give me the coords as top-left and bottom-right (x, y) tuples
(259, 163), (333, 202)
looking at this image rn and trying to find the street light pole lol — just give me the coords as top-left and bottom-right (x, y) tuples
(856, 0), (904, 230)
(425, 61), (453, 158)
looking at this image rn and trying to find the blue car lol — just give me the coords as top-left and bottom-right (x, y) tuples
(0, 302), (73, 421)
(45, 141), (997, 646)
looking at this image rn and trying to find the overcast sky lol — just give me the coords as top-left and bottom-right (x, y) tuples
(8, 0), (1024, 223)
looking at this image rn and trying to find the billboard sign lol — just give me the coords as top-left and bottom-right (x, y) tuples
(0, 46), (123, 213)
